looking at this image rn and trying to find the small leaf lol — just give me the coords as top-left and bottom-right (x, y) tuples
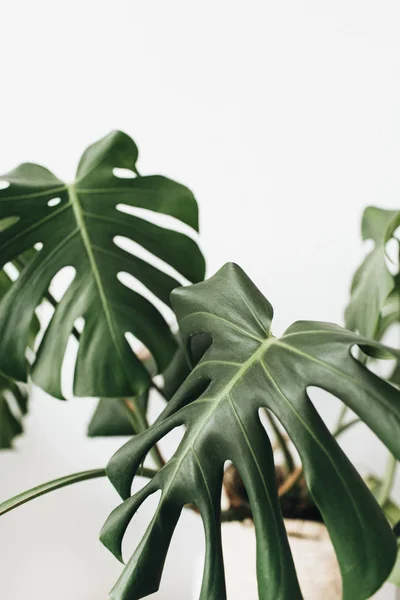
(345, 207), (400, 337)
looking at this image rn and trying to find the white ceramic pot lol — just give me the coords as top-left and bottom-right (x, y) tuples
(192, 519), (397, 599)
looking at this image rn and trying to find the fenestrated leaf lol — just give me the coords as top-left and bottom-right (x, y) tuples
(345, 206), (400, 337)
(0, 131), (205, 399)
(101, 263), (400, 600)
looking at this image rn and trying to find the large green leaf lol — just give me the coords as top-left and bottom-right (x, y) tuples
(0, 131), (205, 399)
(345, 206), (400, 337)
(101, 263), (400, 600)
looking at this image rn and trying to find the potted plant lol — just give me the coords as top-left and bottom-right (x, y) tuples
(0, 131), (399, 600)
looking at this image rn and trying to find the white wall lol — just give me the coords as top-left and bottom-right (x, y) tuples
(1, 1), (400, 598)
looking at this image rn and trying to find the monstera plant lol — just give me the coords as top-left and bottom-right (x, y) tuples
(0, 133), (399, 600)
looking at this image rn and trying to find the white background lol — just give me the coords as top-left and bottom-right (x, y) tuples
(1, 1), (400, 598)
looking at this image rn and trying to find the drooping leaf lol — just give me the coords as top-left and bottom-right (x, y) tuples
(101, 263), (400, 600)
(345, 206), (400, 337)
(0, 131), (205, 400)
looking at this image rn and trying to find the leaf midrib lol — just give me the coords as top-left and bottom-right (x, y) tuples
(141, 337), (276, 561)
(152, 330), (374, 570)
(68, 183), (132, 391)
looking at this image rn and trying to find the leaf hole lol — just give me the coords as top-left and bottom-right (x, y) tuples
(159, 502), (202, 595)
(113, 235), (188, 287)
(116, 204), (199, 241)
(0, 180), (10, 190)
(47, 197), (61, 207)
(221, 460), (233, 509)
(3, 262), (20, 281)
(124, 331), (152, 357)
(124, 332), (160, 379)
(113, 167), (137, 179)
(259, 408), (299, 467)
(121, 489), (162, 561)
(385, 237), (399, 274)
(48, 266), (76, 302)
(61, 319), (83, 398)
(157, 423), (186, 461)
(34, 242), (43, 251)
(73, 317), (85, 334)
(306, 387), (343, 431)
(188, 332), (212, 367)
(117, 270), (174, 324)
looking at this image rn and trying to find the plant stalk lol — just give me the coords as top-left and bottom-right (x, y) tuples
(0, 466), (158, 517)
(377, 454), (398, 507)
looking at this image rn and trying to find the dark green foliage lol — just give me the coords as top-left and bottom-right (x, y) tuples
(102, 263), (400, 600)
(0, 131), (204, 400)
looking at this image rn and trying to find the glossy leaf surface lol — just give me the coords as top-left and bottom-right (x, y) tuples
(102, 263), (400, 600)
(0, 131), (205, 399)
